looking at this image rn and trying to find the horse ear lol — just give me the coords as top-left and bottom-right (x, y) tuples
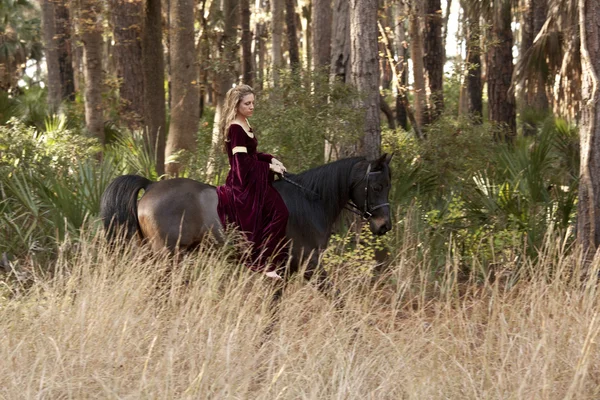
(385, 152), (394, 164)
(373, 153), (390, 169)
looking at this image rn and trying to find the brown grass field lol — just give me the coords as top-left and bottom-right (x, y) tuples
(1, 227), (599, 399)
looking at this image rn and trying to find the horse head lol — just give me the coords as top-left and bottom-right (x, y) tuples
(350, 153), (393, 236)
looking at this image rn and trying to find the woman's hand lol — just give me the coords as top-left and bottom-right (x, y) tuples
(269, 163), (285, 175)
(271, 158), (287, 173)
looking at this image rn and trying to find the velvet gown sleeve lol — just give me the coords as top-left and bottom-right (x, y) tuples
(256, 152), (273, 163)
(228, 125), (273, 186)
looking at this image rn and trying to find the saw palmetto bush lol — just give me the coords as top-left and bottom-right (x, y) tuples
(0, 118), (114, 259)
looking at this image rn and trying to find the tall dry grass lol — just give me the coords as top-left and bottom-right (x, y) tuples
(1, 227), (600, 399)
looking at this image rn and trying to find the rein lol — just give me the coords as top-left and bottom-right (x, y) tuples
(279, 163), (390, 220)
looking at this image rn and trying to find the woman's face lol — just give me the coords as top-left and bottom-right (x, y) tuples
(236, 93), (255, 119)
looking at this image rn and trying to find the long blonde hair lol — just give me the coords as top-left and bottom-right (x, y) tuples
(220, 84), (255, 152)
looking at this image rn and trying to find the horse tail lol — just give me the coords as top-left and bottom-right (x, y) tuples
(100, 175), (153, 241)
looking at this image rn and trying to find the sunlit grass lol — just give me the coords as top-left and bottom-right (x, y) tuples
(0, 226), (599, 399)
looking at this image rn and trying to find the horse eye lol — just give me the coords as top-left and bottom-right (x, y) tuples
(373, 184), (383, 192)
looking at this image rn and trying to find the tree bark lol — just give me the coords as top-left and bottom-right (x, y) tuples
(285, 0), (300, 70)
(55, 0), (75, 102)
(424, 0), (444, 122)
(330, 0), (350, 83)
(41, 0), (62, 113)
(110, 0), (145, 131)
(80, 0), (105, 143)
(465, 2), (482, 122)
(350, 0), (381, 159)
(166, 0), (199, 176)
(394, 1), (408, 130)
(142, 0), (166, 176)
(272, 0), (284, 86)
(409, 0), (426, 129)
(241, 0), (253, 85)
(531, 0), (549, 111)
(208, 0), (238, 176)
(577, 0), (600, 258)
(487, 0), (516, 141)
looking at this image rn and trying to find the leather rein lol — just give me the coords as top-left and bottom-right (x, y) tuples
(279, 163), (390, 220)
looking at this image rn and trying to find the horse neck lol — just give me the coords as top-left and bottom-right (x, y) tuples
(300, 157), (364, 228)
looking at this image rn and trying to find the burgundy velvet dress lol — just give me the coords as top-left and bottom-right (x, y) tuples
(216, 124), (289, 272)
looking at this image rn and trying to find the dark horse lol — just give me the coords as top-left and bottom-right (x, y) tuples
(100, 154), (393, 282)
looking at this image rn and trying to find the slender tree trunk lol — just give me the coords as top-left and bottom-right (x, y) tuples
(142, 0), (166, 176)
(394, 1), (408, 130)
(41, 0), (62, 113)
(409, 0), (426, 129)
(208, 0), (238, 176)
(285, 0), (300, 70)
(55, 0), (75, 102)
(350, 0), (380, 159)
(256, 15), (267, 90)
(326, 0), (350, 161)
(465, 2), (482, 121)
(272, 0), (284, 86)
(330, 0), (350, 83)
(110, 0), (145, 131)
(241, 0), (253, 85)
(577, 0), (600, 258)
(380, 0), (394, 91)
(80, 0), (105, 143)
(424, 0), (444, 122)
(166, 0), (200, 176)
(302, 3), (312, 74)
(487, 0), (516, 141)
(531, 0), (548, 111)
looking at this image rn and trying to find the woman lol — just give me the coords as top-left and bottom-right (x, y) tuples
(216, 85), (289, 279)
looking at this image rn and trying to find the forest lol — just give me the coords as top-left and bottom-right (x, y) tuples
(1, 0), (600, 397)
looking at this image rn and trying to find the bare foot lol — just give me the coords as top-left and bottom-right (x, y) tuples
(265, 270), (283, 280)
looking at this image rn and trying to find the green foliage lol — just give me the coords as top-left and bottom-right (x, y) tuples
(0, 118), (100, 175)
(106, 128), (160, 180)
(0, 118), (113, 258)
(323, 224), (389, 277)
(251, 71), (364, 172)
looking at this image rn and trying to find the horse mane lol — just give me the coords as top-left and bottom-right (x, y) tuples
(274, 157), (366, 229)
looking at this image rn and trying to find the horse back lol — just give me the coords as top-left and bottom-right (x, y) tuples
(137, 178), (223, 251)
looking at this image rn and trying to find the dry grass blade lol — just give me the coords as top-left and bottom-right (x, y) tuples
(0, 229), (599, 399)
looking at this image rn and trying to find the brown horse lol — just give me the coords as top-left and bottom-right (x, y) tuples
(100, 154), (393, 281)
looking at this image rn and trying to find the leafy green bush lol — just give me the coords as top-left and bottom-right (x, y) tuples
(0, 118), (111, 258)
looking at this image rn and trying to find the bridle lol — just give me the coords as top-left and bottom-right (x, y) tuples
(345, 163), (390, 220)
(279, 162), (390, 220)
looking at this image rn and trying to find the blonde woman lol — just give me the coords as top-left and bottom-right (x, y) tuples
(216, 85), (289, 279)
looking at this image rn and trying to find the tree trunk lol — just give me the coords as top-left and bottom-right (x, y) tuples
(41, 0), (62, 113)
(166, 0), (200, 176)
(577, 0), (600, 259)
(424, 0), (444, 122)
(487, 0), (516, 141)
(531, 0), (548, 111)
(465, 3), (482, 121)
(272, 0), (284, 86)
(241, 0), (253, 85)
(394, 1), (408, 130)
(350, 0), (381, 159)
(110, 0), (145, 131)
(256, 18), (267, 90)
(330, 0), (350, 83)
(302, 3), (312, 74)
(55, 0), (75, 102)
(208, 0), (238, 176)
(80, 0), (105, 144)
(142, 0), (166, 176)
(409, 0), (426, 129)
(285, 0), (300, 70)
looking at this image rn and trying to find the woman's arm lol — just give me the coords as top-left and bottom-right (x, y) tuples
(228, 125), (273, 188)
